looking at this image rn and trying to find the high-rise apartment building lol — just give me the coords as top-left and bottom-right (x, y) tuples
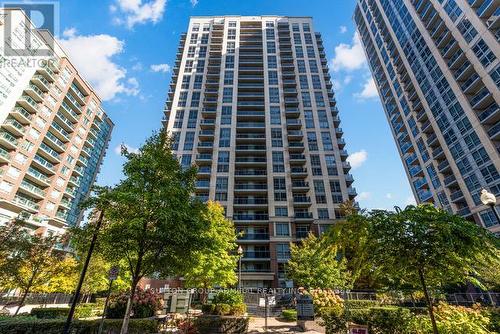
(0, 9), (113, 236)
(354, 0), (499, 233)
(163, 16), (356, 288)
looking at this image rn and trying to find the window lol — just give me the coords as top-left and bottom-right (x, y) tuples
(190, 33), (198, 44)
(266, 21), (274, 28)
(304, 33), (313, 44)
(317, 110), (328, 128)
(193, 75), (203, 89)
(196, 59), (205, 72)
(302, 23), (310, 32)
(215, 177), (228, 201)
(472, 39), (496, 68)
(315, 92), (325, 107)
(183, 131), (195, 150)
(181, 75), (191, 89)
(277, 244), (290, 260)
(318, 208), (329, 219)
(190, 92), (200, 107)
(172, 132), (180, 150)
(275, 223), (289, 236)
(187, 110), (197, 128)
(292, 23), (299, 32)
(225, 55), (235, 68)
(271, 128), (283, 147)
(297, 60), (306, 73)
(304, 110), (314, 128)
(266, 28), (275, 40)
(219, 128), (231, 147)
(192, 23), (200, 32)
(325, 155), (337, 175)
(272, 151), (285, 172)
(481, 164), (499, 183)
(201, 33), (209, 44)
(199, 46), (207, 58)
(307, 132), (318, 150)
(314, 180), (327, 204)
(227, 29), (236, 40)
(312, 75), (321, 89)
(187, 46), (196, 57)
(217, 151), (229, 172)
(174, 110), (184, 128)
(221, 106), (232, 125)
(299, 75), (309, 89)
(267, 41), (276, 53)
(270, 106), (281, 125)
(177, 92), (188, 107)
(295, 46), (304, 58)
(229, 21), (237, 27)
(274, 177), (287, 201)
(302, 92), (312, 107)
(184, 60), (194, 72)
(293, 33), (302, 44)
(275, 207), (288, 217)
(481, 210), (499, 228)
(306, 45), (315, 58)
(227, 42), (236, 53)
(223, 87), (233, 103)
(181, 154), (192, 169)
(457, 17), (477, 43)
(268, 56), (277, 68)
(268, 71), (278, 85)
(224, 71), (234, 85)
(489, 65), (500, 89)
(310, 155), (322, 176)
(269, 87), (280, 103)
(309, 60), (318, 73)
(321, 132), (333, 150)
(203, 23), (210, 31)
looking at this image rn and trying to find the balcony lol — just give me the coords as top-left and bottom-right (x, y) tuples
(233, 213), (269, 221)
(292, 181), (309, 191)
(19, 180), (45, 199)
(238, 232), (269, 241)
(348, 187), (357, 197)
(235, 157), (267, 166)
(0, 131), (18, 149)
(237, 122), (265, 129)
(294, 212), (313, 221)
(25, 84), (44, 102)
(200, 119), (215, 129)
(235, 169), (267, 178)
(444, 175), (457, 187)
(198, 130), (215, 139)
(31, 74), (50, 92)
(234, 197), (268, 206)
(243, 251), (270, 259)
(60, 101), (80, 122)
(290, 167), (308, 178)
(13, 194), (39, 211)
(45, 131), (66, 152)
(286, 119), (302, 129)
(195, 180), (210, 189)
(293, 196), (312, 206)
(0, 147), (11, 163)
(289, 142), (305, 152)
(236, 133), (266, 141)
(3, 118), (25, 136)
(195, 154), (212, 164)
(26, 167), (50, 186)
(234, 183), (268, 192)
(11, 107), (33, 124)
(236, 145), (266, 152)
(39, 142), (61, 163)
(287, 130), (303, 140)
(50, 122), (70, 142)
(289, 154), (306, 164)
(37, 65), (55, 82)
(17, 95), (39, 113)
(277, 251), (291, 261)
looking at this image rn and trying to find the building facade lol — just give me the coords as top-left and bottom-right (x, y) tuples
(0, 9), (113, 236)
(354, 0), (500, 233)
(163, 16), (355, 288)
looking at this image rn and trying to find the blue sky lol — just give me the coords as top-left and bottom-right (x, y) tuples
(54, 0), (415, 210)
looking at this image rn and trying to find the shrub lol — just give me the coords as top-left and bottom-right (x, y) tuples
(409, 302), (493, 334)
(0, 317), (159, 334)
(74, 304), (94, 319)
(202, 302), (246, 316)
(106, 287), (163, 319)
(487, 307), (500, 333)
(308, 289), (343, 310)
(30, 308), (69, 319)
(195, 315), (249, 334)
(344, 300), (380, 309)
(229, 303), (247, 316)
(214, 303), (231, 316)
(282, 309), (297, 321)
(212, 290), (244, 306)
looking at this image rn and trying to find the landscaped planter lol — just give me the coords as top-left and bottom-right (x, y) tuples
(194, 315), (249, 334)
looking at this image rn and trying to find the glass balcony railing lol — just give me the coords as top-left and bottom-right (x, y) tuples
(12, 106), (33, 121)
(33, 154), (54, 171)
(27, 167), (49, 183)
(13, 194), (39, 210)
(40, 142), (60, 160)
(20, 180), (45, 196)
(45, 131), (66, 149)
(0, 131), (18, 145)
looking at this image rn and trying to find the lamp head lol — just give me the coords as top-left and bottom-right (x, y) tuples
(480, 189), (496, 206)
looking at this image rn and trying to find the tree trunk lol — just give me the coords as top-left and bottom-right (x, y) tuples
(14, 271), (36, 316)
(120, 253), (143, 334)
(418, 268), (438, 334)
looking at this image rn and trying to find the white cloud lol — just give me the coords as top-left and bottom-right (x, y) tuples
(114, 143), (139, 155)
(386, 193), (393, 199)
(355, 77), (378, 100)
(343, 75), (352, 85)
(59, 29), (139, 101)
(132, 62), (143, 71)
(357, 192), (371, 200)
(331, 32), (367, 72)
(111, 0), (167, 29)
(150, 63), (171, 73)
(339, 25), (347, 34)
(347, 150), (368, 169)
(190, 0), (199, 6)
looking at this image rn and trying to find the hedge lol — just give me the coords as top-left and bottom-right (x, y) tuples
(0, 317), (159, 334)
(343, 300), (381, 309)
(30, 304), (99, 319)
(195, 315), (249, 334)
(201, 303), (247, 316)
(282, 309), (297, 321)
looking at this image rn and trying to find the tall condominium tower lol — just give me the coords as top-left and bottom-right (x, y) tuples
(163, 16), (355, 288)
(354, 0), (500, 233)
(0, 9), (113, 236)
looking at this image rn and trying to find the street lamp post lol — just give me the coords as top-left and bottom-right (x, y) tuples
(480, 189), (500, 223)
(62, 209), (105, 334)
(237, 245), (243, 290)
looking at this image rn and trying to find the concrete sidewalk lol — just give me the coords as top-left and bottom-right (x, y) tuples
(247, 317), (324, 333)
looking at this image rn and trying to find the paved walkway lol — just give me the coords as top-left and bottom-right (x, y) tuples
(247, 317), (324, 333)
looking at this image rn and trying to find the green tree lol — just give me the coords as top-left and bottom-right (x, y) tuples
(0, 226), (61, 315)
(0, 223), (26, 288)
(354, 204), (499, 334)
(87, 132), (209, 334)
(286, 233), (351, 289)
(183, 201), (238, 297)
